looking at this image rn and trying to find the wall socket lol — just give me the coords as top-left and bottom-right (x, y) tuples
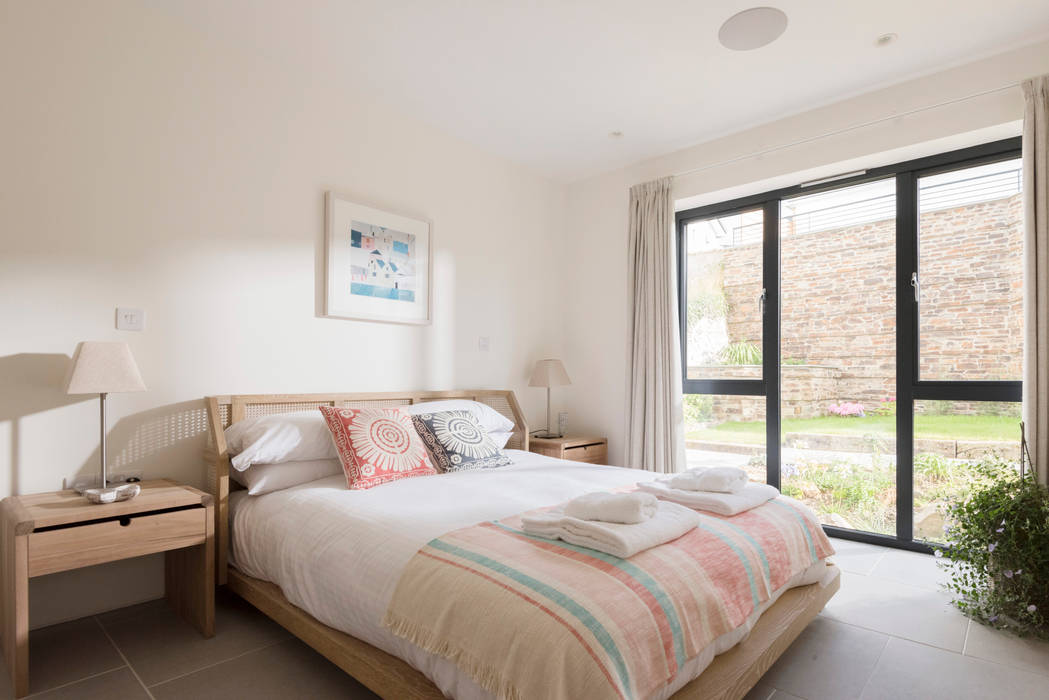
(116, 307), (145, 331)
(478, 336), (490, 352)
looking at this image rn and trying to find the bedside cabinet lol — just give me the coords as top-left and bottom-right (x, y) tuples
(529, 436), (608, 465)
(0, 479), (214, 698)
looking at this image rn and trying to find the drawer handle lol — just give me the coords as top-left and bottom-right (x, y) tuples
(119, 517), (131, 527)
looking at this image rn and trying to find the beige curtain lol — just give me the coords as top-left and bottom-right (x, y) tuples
(1023, 75), (1049, 486)
(625, 177), (686, 473)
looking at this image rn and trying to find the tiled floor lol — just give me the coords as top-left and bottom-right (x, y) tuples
(746, 538), (1049, 700)
(3, 538), (1047, 699)
(0, 591), (378, 700)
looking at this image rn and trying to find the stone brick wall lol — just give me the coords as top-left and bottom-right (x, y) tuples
(697, 194), (1022, 419)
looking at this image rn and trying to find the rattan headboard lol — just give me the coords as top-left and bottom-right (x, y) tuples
(203, 390), (528, 584)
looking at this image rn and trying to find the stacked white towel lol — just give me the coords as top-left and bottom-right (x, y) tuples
(521, 501), (700, 558)
(669, 467), (748, 494)
(562, 491), (658, 524)
(638, 480), (780, 516)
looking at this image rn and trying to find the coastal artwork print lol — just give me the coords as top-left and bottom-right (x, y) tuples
(325, 193), (431, 324)
(349, 222), (417, 302)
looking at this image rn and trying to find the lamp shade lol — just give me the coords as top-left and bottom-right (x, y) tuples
(65, 341), (146, 394)
(528, 359), (571, 388)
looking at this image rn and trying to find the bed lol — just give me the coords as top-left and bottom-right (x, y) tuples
(204, 390), (840, 700)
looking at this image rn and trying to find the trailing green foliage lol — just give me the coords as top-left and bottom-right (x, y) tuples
(937, 459), (1049, 638)
(686, 292), (729, 323)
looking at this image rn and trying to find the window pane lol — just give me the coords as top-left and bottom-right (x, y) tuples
(780, 178), (897, 536)
(918, 158), (1023, 380)
(913, 400), (1021, 543)
(682, 394), (766, 484)
(683, 210), (763, 380)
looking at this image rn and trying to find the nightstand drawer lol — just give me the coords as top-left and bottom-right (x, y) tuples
(27, 507), (206, 577)
(564, 442), (608, 464)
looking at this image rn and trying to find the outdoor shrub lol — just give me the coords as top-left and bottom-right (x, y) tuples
(718, 341), (762, 366)
(870, 398), (896, 417)
(938, 458), (1049, 638)
(914, 453), (953, 481)
(682, 394), (713, 425)
(827, 402), (865, 417)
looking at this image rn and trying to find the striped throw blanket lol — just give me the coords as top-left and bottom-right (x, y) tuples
(383, 496), (833, 700)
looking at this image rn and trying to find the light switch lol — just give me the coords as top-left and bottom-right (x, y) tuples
(478, 336), (490, 352)
(116, 307), (145, 331)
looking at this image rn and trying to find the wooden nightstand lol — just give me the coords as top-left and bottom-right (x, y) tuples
(529, 436), (608, 464)
(0, 479), (214, 697)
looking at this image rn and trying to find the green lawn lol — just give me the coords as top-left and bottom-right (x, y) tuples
(687, 414), (1020, 445)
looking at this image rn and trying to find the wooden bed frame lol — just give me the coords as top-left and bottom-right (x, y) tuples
(204, 390), (840, 700)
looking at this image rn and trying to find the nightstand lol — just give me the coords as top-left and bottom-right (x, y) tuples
(0, 479), (214, 697)
(529, 436), (608, 464)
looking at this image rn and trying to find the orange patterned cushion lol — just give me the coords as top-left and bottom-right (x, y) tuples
(319, 406), (437, 490)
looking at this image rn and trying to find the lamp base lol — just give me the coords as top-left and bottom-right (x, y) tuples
(83, 483), (140, 505)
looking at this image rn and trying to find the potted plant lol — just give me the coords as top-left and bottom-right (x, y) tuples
(936, 431), (1049, 638)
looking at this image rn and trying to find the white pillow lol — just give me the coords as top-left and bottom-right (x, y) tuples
(225, 410), (336, 471)
(403, 399), (514, 435)
(230, 458), (342, 496)
(487, 430), (513, 449)
(224, 400), (515, 470)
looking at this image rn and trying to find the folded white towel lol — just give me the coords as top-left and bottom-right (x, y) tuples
(638, 480), (780, 516)
(521, 501), (700, 558)
(563, 491), (658, 524)
(669, 467), (748, 494)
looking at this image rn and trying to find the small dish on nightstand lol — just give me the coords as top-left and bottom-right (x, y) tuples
(83, 483), (140, 504)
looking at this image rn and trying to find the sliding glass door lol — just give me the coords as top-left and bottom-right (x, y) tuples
(677, 138), (1023, 550)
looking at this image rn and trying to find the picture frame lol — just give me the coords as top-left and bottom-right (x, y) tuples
(324, 193), (432, 325)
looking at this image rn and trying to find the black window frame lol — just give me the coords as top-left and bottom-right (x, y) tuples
(676, 137), (1022, 552)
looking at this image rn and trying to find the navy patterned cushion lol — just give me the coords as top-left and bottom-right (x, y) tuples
(411, 410), (512, 472)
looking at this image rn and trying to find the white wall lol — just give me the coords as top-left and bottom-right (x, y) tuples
(0, 1), (567, 626)
(562, 40), (1049, 467)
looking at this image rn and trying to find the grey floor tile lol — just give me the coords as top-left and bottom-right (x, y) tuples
(964, 619), (1049, 677)
(742, 681), (776, 700)
(99, 590), (289, 686)
(821, 570), (969, 651)
(27, 618), (125, 695)
(769, 691), (806, 700)
(860, 637), (1049, 700)
(868, 549), (949, 591)
(761, 616), (888, 700)
(30, 668), (149, 700)
(150, 637), (379, 699)
(826, 538), (888, 576)
(95, 598), (168, 625)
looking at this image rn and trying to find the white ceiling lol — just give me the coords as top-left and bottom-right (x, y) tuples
(166, 1), (1049, 182)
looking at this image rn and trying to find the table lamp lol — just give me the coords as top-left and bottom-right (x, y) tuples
(528, 359), (571, 438)
(65, 341), (146, 503)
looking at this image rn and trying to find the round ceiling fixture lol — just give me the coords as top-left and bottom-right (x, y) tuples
(875, 33), (898, 47)
(718, 7), (788, 51)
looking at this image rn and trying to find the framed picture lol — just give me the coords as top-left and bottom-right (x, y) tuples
(325, 193), (432, 325)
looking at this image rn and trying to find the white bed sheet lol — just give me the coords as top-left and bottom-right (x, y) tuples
(230, 449), (831, 700)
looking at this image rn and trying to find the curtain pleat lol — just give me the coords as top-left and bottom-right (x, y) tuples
(1023, 74), (1049, 486)
(624, 177), (685, 473)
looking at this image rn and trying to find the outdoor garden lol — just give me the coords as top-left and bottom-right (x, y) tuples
(683, 393), (1022, 539)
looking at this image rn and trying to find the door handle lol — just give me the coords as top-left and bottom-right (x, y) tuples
(911, 272), (920, 303)
(759, 288), (767, 316)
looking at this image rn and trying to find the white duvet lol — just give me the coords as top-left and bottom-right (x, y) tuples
(230, 450), (832, 700)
